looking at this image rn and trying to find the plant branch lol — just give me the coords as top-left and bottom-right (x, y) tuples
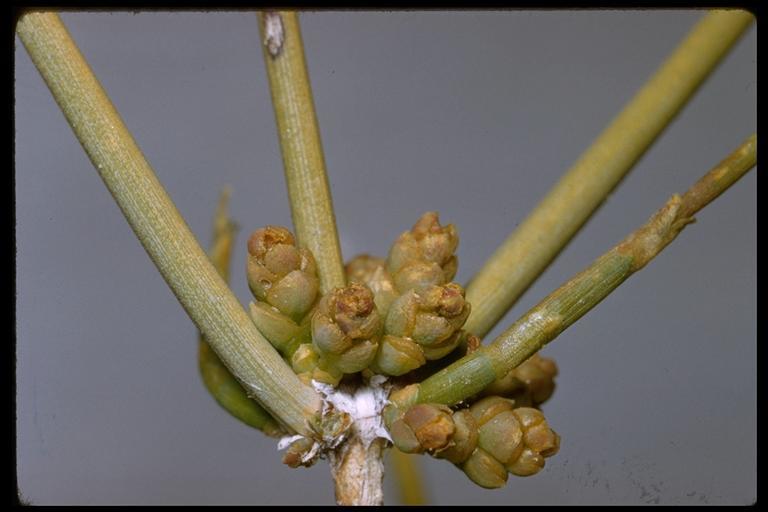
(463, 10), (754, 339)
(17, 12), (321, 436)
(330, 437), (386, 506)
(392, 135), (756, 409)
(389, 449), (428, 505)
(198, 188), (284, 437)
(258, 11), (346, 294)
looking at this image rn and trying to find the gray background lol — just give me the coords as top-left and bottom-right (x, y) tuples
(15, 11), (756, 505)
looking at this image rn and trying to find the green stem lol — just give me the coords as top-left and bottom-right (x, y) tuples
(17, 12), (321, 436)
(198, 188), (284, 437)
(258, 11), (346, 294)
(463, 10), (754, 339)
(394, 135), (756, 409)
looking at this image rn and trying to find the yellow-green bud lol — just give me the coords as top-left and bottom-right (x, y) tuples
(248, 301), (303, 354)
(420, 331), (465, 361)
(387, 212), (459, 293)
(291, 343), (320, 374)
(346, 254), (386, 283)
(434, 409), (479, 465)
(513, 407), (561, 458)
(385, 283), (470, 360)
(345, 254), (400, 317)
(402, 403), (455, 453)
(461, 448), (508, 489)
(506, 448), (545, 477)
(369, 335), (426, 376)
(246, 226), (319, 322)
(481, 354), (558, 406)
(311, 284), (382, 374)
(384, 395), (560, 488)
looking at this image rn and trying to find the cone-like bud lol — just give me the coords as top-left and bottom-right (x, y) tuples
(369, 335), (426, 376)
(345, 254), (399, 317)
(389, 403), (455, 454)
(471, 397), (524, 466)
(387, 212), (459, 293)
(461, 448), (508, 489)
(434, 409), (478, 464)
(248, 301), (306, 354)
(246, 226), (319, 322)
(385, 283), (470, 361)
(482, 354), (559, 406)
(512, 407), (560, 457)
(286, 343), (340, 386)
(384, 395), (560, 488)
(311, 283), (382, 374)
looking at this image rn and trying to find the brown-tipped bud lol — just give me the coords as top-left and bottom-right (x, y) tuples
(385, 283), (470, 357)
(246, 226), (319, 322)
(506, 448), (545, 477)
(513, 354), (559, 405)
(345, 254), (387, 284)
(402, 403), (455, 453)
(389, 418), (424, 454)
(383, 385), (419, 427)
(369, 335), (426, 376)
(469, 396), (516, 427)
(282, 437), (317, 468)
(387, 212), (459, 293)
(435, 409), (479, 464)
(477, 410), (524, 465)
(470, 406), (560, 476)
(463, 398), (560, 479)
(420, 331), (464, 361)
(311, 284), (382, 374)
(461, 448), (508, 489)
(345, 254), (400, 317)
(482, 353), (558, 406)
(512, 407), (560, 457)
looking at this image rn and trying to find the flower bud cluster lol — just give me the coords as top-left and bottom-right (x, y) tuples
(386, 211), (459, 294)
(481, 353), (559, 407)
(243, 217), (563, 481)
(246, 226), (319, 355)
(344, 212), (470, 377)
(309, 283), (383, 380)
(386, 396), (560, 488)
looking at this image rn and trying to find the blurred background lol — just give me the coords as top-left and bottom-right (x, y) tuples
(15, 10), (755, 505)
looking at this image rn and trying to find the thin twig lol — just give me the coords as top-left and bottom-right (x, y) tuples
(392, 135), (756, 409)
(258, 11), (346, 294)
(389, 449), (428, 505)
(17, 12), (321, 436)
(198, 188), (284, 437)
(463, 10), (754, 339)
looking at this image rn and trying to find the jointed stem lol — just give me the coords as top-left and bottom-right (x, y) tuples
(393, 135), (756, 409)
(463, 10), (754, 339)
(17, 12), (321, 436)
(258, 11), (346, 294)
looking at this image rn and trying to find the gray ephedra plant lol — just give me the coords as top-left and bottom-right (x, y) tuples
(16, 10), (756, 505)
